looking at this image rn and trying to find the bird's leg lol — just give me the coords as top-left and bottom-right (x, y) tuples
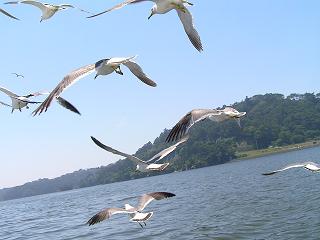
(114, 66), (123, 75)
(26, 105), (29, 109)
(138, 222), (144, 228)
(11, 108), (14, 114)
(143, 222), (146, 226)
(171, 3), (186, 13)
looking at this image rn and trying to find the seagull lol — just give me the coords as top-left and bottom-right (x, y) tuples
(91, 135), (188, 172)
(4, 0), (92, 22)
(32, 56), (157, 116)
(11, 73), (24, 78)
(0, 86), (79, 114)
(262, 162), (320, 176)
(0, 8), (20, 20)
(166, 107), (246, 142)
(87, 0), (203, 52)
(0, 86), (47, 113)
(87, 192), (175, 228)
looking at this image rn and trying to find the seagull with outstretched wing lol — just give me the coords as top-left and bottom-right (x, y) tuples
(32, 56), (157, 116)
(91, 136), (187, 172)
(88, 0), (203, 52)
(262, 162), (320, 175)
(87, 192), (175, 228)
(5, 0), (92, 22)
(166, 107), (246, 142)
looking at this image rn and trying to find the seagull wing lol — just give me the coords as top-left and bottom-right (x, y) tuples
(56, 97), (81, 115)
(0, 101), (11, 107)
(32, 64), (95, 116)
(0, 86), (19, 97)
(91, 136), (146, 164)
(87, 0), (152, 18)
(11, 96), (41, 104)
(147, 135), (189, 163)
(18, 0), (47, 13)
(0, 8), (20, 20)
(262, 163), (307, 175)
(166, 109), (219, 142)
(107, 56), (137, 66)
(136, 192), (175, 212)
(87, 207), (129, 226)
(123, 60), (157, 87)
(59, 4), (74, 9)
(176, 7), (203, 52)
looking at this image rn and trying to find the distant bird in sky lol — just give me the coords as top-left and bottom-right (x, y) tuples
(88, 0), (203, 52)
(166, 107), (246, 142)
(32, 56), (157, 116)
(4, 0), (92, 22)
(91, 135), (188, 172)
(0, 86), (46, 113)
(87, 192), (175, 228)
(0, 7), (20, 20)
(11, 73), (24, 78)
(262, 162), (320, 175)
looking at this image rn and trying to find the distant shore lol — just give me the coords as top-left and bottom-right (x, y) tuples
(235, 140), (320, 161)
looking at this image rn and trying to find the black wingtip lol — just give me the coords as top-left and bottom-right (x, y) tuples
(262, 172), (275, 176)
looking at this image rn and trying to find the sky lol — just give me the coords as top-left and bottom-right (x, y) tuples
(0, 0), (319, 188)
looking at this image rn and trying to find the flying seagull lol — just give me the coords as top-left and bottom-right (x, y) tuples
(0, 86), (47, 113)
(262, 162), (320, 176)
(32, 56), (157, 116)
(91, 135), (188, 172)
(87, 0), (203, 52)
(87, 192), (175, 228)
(166, 107), (246, 142)
(0, 86), (79, 114)
(11, 73), (24, 78)
(0, 8), (20, 20)
(4, 0), (92, 22)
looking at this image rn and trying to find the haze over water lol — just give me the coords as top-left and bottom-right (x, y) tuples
(1, 147), (319, 240)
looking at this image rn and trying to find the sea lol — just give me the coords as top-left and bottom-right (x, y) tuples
(0, 147), (319, 240)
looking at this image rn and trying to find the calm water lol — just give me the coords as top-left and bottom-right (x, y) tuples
(1, 147), (320, 240)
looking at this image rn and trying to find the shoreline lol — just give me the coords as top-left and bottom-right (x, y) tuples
(234, 140), (320, 161)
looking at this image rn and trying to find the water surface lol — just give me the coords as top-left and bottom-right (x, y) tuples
(0, 147), (319, 239)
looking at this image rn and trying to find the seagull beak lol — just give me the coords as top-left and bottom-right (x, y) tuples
(148, 12), (154, 20)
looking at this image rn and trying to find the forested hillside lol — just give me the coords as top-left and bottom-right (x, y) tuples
(1, 93), (320, 201)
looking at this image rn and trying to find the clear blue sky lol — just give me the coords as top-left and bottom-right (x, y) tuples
(0, 0), (319, 188)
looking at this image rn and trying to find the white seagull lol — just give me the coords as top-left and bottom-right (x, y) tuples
(0, 86), (80, 114)
(87, 192), (175, 228)
(91, 135), (188, 172)
(5, 0), (91, 22)
(0, 8), (20, 20)
(166, 107), (246, 142)
(0, 86), (46, 113)
(32, 56), (157, 116)
(88, 0), (203, 52)
(262, 162), (320, 176)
